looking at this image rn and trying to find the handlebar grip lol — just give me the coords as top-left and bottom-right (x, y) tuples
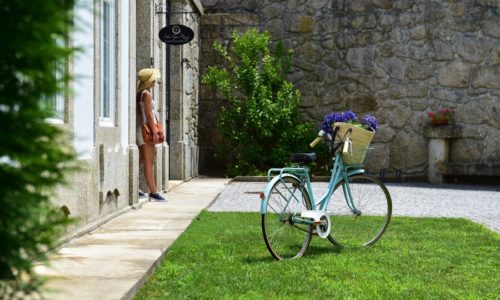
(310, 137), (322, 148)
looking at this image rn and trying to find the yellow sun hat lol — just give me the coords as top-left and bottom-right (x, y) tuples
(137, 68), (160, 90)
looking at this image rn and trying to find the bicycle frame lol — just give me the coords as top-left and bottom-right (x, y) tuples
(261, 152), (365, 215)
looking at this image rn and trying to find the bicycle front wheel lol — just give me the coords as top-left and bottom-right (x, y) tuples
(327, 174), (392, 248)
(262, 175), (313, 260)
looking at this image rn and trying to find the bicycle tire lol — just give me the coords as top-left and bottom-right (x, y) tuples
(327, 174), (392, 248)
(262, 175), (313, 260)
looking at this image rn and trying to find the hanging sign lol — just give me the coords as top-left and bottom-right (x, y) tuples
(158, 25), (194, 45)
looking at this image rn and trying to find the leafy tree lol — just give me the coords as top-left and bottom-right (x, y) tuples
(203, 29), (315, 176)
(0, 0), (76, 296)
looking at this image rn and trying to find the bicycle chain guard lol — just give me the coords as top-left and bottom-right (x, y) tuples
(301, 211), (331, 239)
(316, 215), (331, 238)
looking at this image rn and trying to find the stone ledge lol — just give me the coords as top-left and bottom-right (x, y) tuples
(423, 124), (462, 139)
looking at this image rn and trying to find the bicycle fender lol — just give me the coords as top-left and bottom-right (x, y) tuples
(260, 173), (301, 214)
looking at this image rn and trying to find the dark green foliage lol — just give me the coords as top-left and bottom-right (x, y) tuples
(0, 0), (76, 296)
(202, 29), (315, 176)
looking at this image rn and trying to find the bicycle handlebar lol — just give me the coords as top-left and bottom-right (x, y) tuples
(310, 126), (343, 150)
(310, 136), (322, 148)
(310, 130), (325, 148)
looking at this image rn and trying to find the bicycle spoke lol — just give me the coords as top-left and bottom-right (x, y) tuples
(262, 176), (312, 260)
(327, 174), (392, 248)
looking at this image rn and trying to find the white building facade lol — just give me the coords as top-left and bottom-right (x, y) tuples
(51, 0), (202, 235)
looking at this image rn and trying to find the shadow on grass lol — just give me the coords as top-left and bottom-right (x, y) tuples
(243, 241), (345, 264)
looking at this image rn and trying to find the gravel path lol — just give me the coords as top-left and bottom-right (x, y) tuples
(208, 181), (500, 232)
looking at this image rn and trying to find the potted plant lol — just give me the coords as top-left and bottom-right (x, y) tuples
(428, 108), (453, 126)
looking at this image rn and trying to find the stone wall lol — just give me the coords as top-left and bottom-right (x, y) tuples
(199, 0), (500, 180)
(168, 0), (203, 179)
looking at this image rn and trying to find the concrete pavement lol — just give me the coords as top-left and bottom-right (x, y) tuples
(36, 178), (230, 300)
(209, 180), (500, 232)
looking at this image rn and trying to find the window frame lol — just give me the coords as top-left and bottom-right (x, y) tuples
(43, 39), (67, 124)
(99, 0), (116, 127)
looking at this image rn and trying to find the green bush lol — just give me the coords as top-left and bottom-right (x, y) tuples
(202, 29), (315, 176)
(0, 0), (76, 296)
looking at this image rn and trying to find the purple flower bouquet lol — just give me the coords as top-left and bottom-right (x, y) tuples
(321, 110), (378, 134)
(320, 110), (378, 165)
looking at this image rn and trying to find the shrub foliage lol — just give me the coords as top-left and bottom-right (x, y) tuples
(0, 0), (76, 296)
(202, 29), (314, 176)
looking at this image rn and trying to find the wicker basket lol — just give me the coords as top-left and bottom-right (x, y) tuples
(333, 122), (375, 149)
(342, 146), (372, 166)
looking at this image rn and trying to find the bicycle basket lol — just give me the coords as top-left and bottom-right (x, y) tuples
(342, 146), (373, 166)
(334, 122), (375, 149)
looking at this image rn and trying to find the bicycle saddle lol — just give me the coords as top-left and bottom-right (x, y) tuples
(290, 152), (317, 164)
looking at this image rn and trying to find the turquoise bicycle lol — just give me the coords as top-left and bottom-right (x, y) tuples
(261, 125), (392, 260)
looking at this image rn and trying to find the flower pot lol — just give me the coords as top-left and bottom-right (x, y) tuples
(431, 118), (449, 126)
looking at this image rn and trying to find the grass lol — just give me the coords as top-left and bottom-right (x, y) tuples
(134, 211), (499, 299)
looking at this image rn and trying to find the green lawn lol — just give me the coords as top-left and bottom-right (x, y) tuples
(134, 211), (499, 299)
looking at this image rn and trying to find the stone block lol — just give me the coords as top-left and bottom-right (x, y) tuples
(262, 3), (282, 19)
(483, 15), (500, 38)
(309, 0), (329, 10)
(409, 24), (427, 40)
(372, 125), (395, 143)
(450, 138), (483, 161)
(321, 15), (339, 33)
(351, 16), (364, 28)
(349, 0), (368, 12)
(394, 0), (413, 10)
(349, 93), (379, 112)
(378, 57), (406, 80)
(201, 14), (222, 26)
(438, 62), (470, 88)
(449, 2), (465, 16)
(379, 14), (396, 27)
(407, 83), (429, 98)
(286, 15), (314, 33)
(429, 87), (465, 102)
(406, 61), (433, 80)
(492, 46), (500, 65)
(431, 40), (453, 61)
(372, 0), (393, 9)
(388, 105), (413, 128)
(296, 42), (324, 63)
(451, 17), (478, 33)
(390, 129), (427, 169)
(222, 13), (260, 26)
(420, 2), (447, 23)
(457, 36), (489, 64)
(472, 66), (500, 89)
(346, 47), (375, 71)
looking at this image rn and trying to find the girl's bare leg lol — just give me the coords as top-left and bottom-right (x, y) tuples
(139, 144), (158, 193)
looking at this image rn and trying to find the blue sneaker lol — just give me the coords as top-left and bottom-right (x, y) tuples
(149, 192), (166, 201)
(138, 190), (147, 197)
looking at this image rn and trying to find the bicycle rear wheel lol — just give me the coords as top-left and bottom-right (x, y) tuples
(327, 174), (392, 248)
(262, 175), (313, 260)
